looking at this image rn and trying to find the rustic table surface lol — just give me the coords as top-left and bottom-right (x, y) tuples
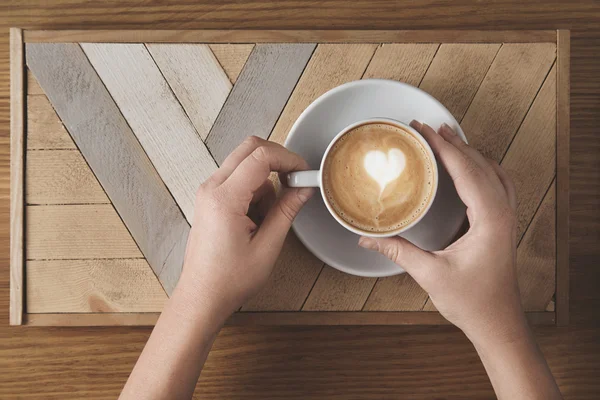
(0, 1), (599, 399)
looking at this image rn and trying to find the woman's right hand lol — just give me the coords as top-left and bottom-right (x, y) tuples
(358, 121), (524, 345)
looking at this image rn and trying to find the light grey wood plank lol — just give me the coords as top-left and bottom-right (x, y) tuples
(26, 43), (190, 295)
(206, 43), (316, 164)
(81, 43), (218, 221)
(146, 44), (232, 140)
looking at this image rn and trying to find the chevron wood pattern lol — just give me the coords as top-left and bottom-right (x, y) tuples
(18, 35), (563, 325)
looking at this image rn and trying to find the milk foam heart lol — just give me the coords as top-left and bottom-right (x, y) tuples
(363, 148), (406, 194)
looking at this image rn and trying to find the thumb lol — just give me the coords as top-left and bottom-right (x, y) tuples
(358, 236), (436, 283)
(254, 187), (315, 251)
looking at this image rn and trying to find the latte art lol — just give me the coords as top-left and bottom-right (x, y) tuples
(322, 123), (436, 234)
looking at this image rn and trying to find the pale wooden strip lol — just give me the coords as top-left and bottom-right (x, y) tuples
(27, 259), (167, 313)
(26, 150), (109, 204)
(422, 298), (437, 311)
(206, 43), (316, 163)
(209, 44), (254, 84)
(502, 65), (557, 241)
(419, 44), (501, 121)
(26, 68), (44, 94)
(26, 205), (143, 260)
(10, 28), (24, 325)
(241, 232), (324, 311)
(81, 43), (217, 221)
(27, 44), (190, 295)
(546, 300), (555, 312)
(146, 44), (232, 140)
(269, 43), (378, 146)
(363, 43), (439, 85)
(556, 30), (570, 326)
(302, 266), (377, 311)
(26, 95), (75, 150)
(518, 181), (556, 311)
(462, 43), (556, 161)
(24, 30), (558, 44)
(363, 274), (429, 311)
(23, 311), (555, 327)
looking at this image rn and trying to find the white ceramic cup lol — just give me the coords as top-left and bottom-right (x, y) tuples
(286, 117), (438, 238)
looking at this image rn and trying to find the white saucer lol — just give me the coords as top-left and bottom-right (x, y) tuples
(284, 79), (467, 277)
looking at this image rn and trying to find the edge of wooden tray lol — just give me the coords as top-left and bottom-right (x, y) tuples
(10, 29), (568, 327)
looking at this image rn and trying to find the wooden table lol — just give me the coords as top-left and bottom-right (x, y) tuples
(0, 2), (599, 398)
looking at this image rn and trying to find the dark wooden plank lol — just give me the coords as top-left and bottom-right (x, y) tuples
(206, 43), (316, 164)
(26, 43), (190, 295)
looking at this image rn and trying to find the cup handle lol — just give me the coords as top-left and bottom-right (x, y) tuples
(287, 170), (320, 187)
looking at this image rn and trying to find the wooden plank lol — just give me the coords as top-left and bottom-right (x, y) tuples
(23, 30), (558, 44)
(556, 30), (570, 326)
(362, 43), (439, 85)
(23, 311), (556, 327)
(26, 68), (44, 94)
(209, 44), (254, 84)
(10, 28), (24, 325)
(241, 232), (324, 311)
(81, 43), (217, 221)
(422, 298), (438, 311)
(302, 266), (377, 311)
(502, 65), (557, 241)
(518, 181), (556, 311)
(27, 259), (167, 313)
(419, 44), (501, 121)
(26, 43), (190, 295)
(26, 150), (109, 205)
(26, 94), (75, 150)
(206, 43), (316, 163)
(146, 44), (232, 140)
(269, 43), (378, 146)
(363, 274), (430, 311)
(462, 43), (556, 161)
(26, 205), (143, 260)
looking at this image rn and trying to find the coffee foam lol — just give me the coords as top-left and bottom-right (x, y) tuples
(322, 123), (435, 233)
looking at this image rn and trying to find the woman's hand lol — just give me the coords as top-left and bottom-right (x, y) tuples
(178, 136), (314, 321)
(358, 121), (523, 344)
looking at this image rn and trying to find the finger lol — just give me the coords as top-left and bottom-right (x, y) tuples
(410, 120), (492, 209)
(223, 144), (309, 199)
(358, 236), (436, 286)
(438, 123), (505, 193)
(253, 187), (315, 255)
(210, 136), (275, 186)
(252, 180), (277, 221)
(489, 161), (517, 211)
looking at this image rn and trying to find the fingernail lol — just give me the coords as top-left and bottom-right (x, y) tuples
(358, 236), (378, 251)
(410, 120), (423, 130)
(297, 187), (315, 202)
(441, 123), (457, 136)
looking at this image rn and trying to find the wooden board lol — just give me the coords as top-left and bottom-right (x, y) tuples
(11, 30), (569, 326)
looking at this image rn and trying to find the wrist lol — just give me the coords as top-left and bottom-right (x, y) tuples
(465, 310), (531, 350)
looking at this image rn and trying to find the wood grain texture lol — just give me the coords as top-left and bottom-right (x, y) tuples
(26, 68), (43, 94)
(26, 259), (167, 313)
(23, 29), (559, 43)
(9, 28), (24, 325)
(463, 43), (556, 160)
(206, 43), (316, 164)
(81, 43), (217, 221)
(556, 30), (570, 326)
(241, 232), (324, 311)
(422, 298), (438, 311)
(502, 65), (557, 241)
(362, 43), (439, 85)
(26, 94), (75, 150)
(26, 150), (109, 204)
(363, 274), (430, 311)
(146, 44), (232, 140)
(302, 266), (376, 311)
(26, 43), (190, 295)
(26, 205), (143, 260)
(209, 44), (254, 83)
(269, 43), (378, 146)
(518, 181), (556, 311)
(419, 43), (501, 121)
